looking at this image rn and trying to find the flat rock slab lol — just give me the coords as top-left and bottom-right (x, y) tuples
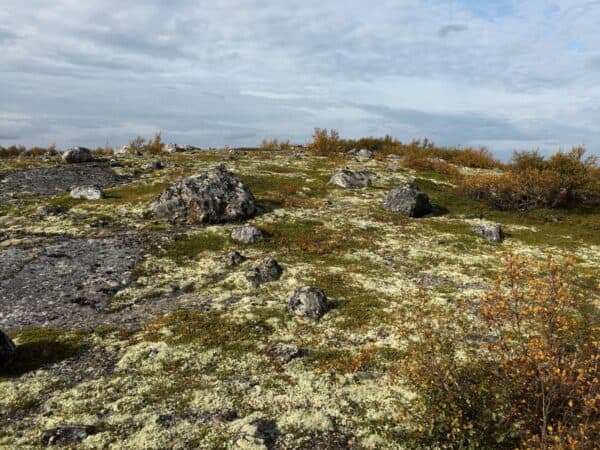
(0, 235), (141, 331)
(0, 163), (129, 199)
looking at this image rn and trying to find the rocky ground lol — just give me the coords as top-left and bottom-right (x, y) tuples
(0, 149), (599, 449)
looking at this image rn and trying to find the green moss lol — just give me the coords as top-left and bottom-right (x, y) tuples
(4, 328), (88, 376)
(159, 231), (229, 265)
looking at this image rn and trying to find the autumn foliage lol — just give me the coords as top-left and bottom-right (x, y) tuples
(399, 254), (599, 448)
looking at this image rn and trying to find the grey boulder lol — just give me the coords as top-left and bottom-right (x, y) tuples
(288, 286), (329, 319)
(246, 258), (283, 286)
(329, 169), (371, 188)
(381, 183), (432, 217)
(70, 185), (104, 200)
(356, 148), (373, 160)
(62, 147), (93, 164)
(0, 329), (16, 369)
(150, 165), (256, 225)
(473, 222), (504, 243)
(231, 224), (263, 244)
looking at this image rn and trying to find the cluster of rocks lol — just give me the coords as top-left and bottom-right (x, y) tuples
(346, 148), (373, 161)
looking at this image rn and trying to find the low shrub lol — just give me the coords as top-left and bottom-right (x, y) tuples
(260, 138), (293, 151)
(0, 145), (59, 159)
(399, 254), (599, 449)
(402, 153), (461, 176)
(459, 147), (600, 210)
(307, 128), (342, 155)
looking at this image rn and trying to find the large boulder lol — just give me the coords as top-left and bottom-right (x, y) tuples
(231, 224), (263, 244)
(473, 222), (504, 243)
(288, 286), (329, 319)
(329, 169), (371, 188)
(381, 183), (432, 218)
(70, 185), (104, 200)
(150, 165), (257, 225)
(0, 329), (16, 369)
(62, 147), (93, 164)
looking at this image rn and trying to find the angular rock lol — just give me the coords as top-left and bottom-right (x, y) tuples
(288, 286), (329, 319)
(226, 251), (247, 267)
(267, 342), (301, 365)
(246, 258), (283, 286)
(41, 425), (99, 447)
(70, 185), (104, 200)
(143, 160), (163, 171)
(62, 147), (93, 164)
(150, 165), (256, 225)
(231, 224), (263, 244)
(0, 329), (16, 369)
(329, 169), (371, 189)
(473, 222), (504, 243)
(356, 148), (373, 160)
(381, 183), (432, 217)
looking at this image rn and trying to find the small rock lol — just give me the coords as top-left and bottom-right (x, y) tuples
(381, 183), (432, 217)
(472, 222), (504, 243)
(356, 148), (373, 160)
(246, 258), (283, 286)
(267, 342), (301, 365)
(231, 224), (263, 244)
(108, 159), (122, 167)
(143, 160), (163, 170)
(329, 169), (371, 188)
(226, 251), (247, 266)
(236, 419), (279, 448)
(150, 165), (256, 224)
(288, 286), (329, 319)
(62, 147), (93, 163)
(0, 329), (16, 369)
(70, 185), (104, 200)
(41, 425), (99, 447)
(36, 205), (68, 218)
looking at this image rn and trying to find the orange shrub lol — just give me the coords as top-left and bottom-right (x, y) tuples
(307, 128), (342, 156)
(402, 153), (461, 176)
(260, 138), (292, 151)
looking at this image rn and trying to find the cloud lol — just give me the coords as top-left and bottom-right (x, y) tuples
(0, 0), (599, 157)
(437, 24), (468, 37)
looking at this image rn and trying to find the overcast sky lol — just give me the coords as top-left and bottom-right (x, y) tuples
(1, 0), (600, 158)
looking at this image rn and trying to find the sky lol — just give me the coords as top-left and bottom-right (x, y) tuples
(1, 0), (600, 159)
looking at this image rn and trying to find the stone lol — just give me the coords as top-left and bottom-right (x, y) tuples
(472, 222), (504, 243)
(246, 258), (283, 286)
(0, 329), (16, 369)
(62, 147), (93, 163)
(267, 342), (301, 365)
(236, 419), (279, 449)
(231, 224), (263, 244)
(70, 185), (104, 200)
(381, 183), (432, 217)
(143, 160), (163, 170)
(36, 204), (68, 218)
(226, 251), (247, 266)
(150, 165), (256, 225)
(288, 286), (329, 319)
(329, 169), (371, 189)
(356, 148), (373, 160)
(108, 159), (122, 167)
(164, 143), (198, 153)
(41, 425), (99, 447)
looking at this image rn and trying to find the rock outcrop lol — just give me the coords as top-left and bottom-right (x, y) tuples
(381, 183), (432, 217)
(70, 185), (104, 200)
(231, 224), (263, 244)
(288, 286), (329, 319)
(0, 329), (16, 369)
(62, 147), (93, 164)
(150, 165), (256, 225)
(329, 169), (371, 189)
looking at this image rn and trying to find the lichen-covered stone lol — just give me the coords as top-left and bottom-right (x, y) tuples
(473, 222), (504, 243)
(231, 224), (263, 244)
(62, 147), (93, 163)
(150, 165), (256, 224)
(288, 286), (329, 319)
(226, 251), (247, 266)
(381, 184), (432, 217)
(70, 185), (104, 200)
(329, 169), (371, 189)
(246, 258), (283, 286)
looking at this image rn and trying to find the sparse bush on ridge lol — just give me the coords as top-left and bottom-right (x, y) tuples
(125, 132), (164, 154)
(0, 145), (59, 159)
(459, 147), (600, 210)
(307, 128), (343, 155)
(260, 138), (293, 151)
(398, 254), (600, 449)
